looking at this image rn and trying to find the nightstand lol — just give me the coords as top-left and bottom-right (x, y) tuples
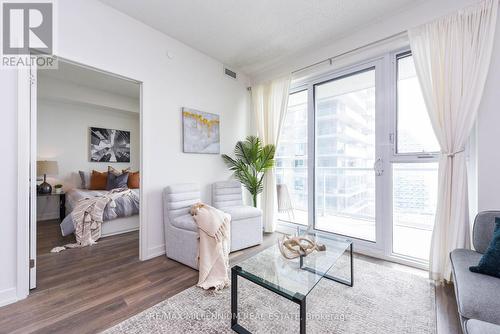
(37, 191), (66, 221)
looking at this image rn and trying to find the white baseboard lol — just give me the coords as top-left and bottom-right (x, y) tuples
(145, 244), (165, 260)
(0, 287), (18, 307)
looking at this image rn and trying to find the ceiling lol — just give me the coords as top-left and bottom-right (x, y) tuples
(99, 0), (423, 76)
(39, 60), (140, 99)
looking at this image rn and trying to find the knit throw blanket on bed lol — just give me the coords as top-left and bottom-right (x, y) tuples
(190, 203), (231, 291)
(51, 188), (133, 253)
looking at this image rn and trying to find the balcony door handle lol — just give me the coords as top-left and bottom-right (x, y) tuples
(374, 157), (383, 176)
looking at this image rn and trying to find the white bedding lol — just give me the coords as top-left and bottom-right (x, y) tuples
(66, 188), (140, 213)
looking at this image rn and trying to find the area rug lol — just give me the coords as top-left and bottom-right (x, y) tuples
(104, 258), (436, 333)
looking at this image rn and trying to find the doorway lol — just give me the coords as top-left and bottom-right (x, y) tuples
(25, 58), (144, 292)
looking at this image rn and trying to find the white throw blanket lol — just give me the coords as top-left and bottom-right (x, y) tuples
(190, 203), (231, 290)
(51, 188), (133, 253)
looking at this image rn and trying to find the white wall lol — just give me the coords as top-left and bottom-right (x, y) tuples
(0, 70), (19, 306)
(37, 81), (140, 220)
(477, 19), (500, 212)
(0, 0), (250, 306)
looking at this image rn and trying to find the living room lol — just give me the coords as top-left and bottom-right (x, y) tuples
(0, 0), (499, 333)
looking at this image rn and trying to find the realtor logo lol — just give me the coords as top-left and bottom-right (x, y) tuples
(1, 1), (56, 68)
(2, 2), (53, 55)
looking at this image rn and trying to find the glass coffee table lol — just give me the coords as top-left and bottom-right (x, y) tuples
(231, 232), (353, 334)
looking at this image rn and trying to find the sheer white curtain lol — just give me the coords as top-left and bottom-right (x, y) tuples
(252, 76), (291, 232)
(409, 0), (498, 282)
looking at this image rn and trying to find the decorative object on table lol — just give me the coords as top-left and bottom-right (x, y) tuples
(37, 160), (58, 194)
(221, 136), (275, 207)
(90, 127), (130, 162)
(54, 184), (63, 194)
(278, 235), (326, 259)
(182, 107), (220, 154)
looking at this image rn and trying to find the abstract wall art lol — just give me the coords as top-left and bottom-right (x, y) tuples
(182, 108), (220, 154)
(90, 127), (131, 162)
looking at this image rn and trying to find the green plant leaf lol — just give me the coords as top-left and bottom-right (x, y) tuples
(221, 135), (276, 206)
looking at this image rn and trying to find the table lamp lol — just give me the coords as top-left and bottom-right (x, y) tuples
(37, 160), (58, 194)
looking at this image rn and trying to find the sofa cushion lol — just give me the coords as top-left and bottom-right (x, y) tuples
(450, 249), (500, 325)
(470, 218), (500, 278)
(172, 214), (197, 232)
(466, 319), (500, 334)
(473, 211), (499, 254)
(220, 205), (262, 221)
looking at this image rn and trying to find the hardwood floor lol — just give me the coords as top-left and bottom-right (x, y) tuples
(0, 220), (460, 333)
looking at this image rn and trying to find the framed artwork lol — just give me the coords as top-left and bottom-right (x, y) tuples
(90, 127), (131, 162)
(182, 107), (220, 154)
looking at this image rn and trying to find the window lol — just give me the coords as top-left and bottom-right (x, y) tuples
(392, 52), (439, 261)
(396, 53), (440, 154)
(392, 163), (438, 260)
(275, 90), (308, 225)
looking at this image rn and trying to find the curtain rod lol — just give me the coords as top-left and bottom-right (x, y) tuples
(291, 30), (408, 75)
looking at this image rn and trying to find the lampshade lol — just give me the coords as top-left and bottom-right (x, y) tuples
(37, 160), (58, 176)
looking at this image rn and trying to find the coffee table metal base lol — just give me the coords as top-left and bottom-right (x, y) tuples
(231, 244), (354, 334)
(299, 243), (353, 287)
(231, 266), (306, 334)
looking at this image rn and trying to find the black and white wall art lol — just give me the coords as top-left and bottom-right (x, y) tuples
(182, 107), (220, 154)
(90, 127), (131, 162)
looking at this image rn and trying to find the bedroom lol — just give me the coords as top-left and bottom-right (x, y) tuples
(35, 60), (141, 290)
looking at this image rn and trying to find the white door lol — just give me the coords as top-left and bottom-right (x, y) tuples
(29, 63), (37, 289)
(309, 60), (388, 252)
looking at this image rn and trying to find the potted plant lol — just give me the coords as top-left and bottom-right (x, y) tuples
(222, 136), (275, 207)
(54, 184), (63, 194)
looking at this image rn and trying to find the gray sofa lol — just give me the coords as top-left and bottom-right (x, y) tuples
(450, 211), (500, 334)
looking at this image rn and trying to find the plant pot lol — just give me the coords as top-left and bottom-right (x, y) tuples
(55, 188), (62, 194)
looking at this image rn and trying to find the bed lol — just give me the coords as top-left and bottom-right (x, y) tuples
(60, 188), (140, 238)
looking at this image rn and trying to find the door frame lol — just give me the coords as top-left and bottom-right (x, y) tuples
(17, 56), (145, 298)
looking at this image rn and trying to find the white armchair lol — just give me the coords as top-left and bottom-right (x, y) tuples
(163, 183), (200, 269)
(212, 181), (263, 252)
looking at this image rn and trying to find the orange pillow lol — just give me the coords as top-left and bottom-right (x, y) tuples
(127, 171), (140, 189)
(89, 170), (108, 190)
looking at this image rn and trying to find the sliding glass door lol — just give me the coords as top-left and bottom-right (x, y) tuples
(313, 68), (377, 242)
(276, 51), (440, 267)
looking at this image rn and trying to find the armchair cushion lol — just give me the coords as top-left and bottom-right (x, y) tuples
(221, 205), (261, 221)
(172, 214), (198, 232)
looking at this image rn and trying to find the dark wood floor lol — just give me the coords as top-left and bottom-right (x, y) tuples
(0, 220), (460, 334)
